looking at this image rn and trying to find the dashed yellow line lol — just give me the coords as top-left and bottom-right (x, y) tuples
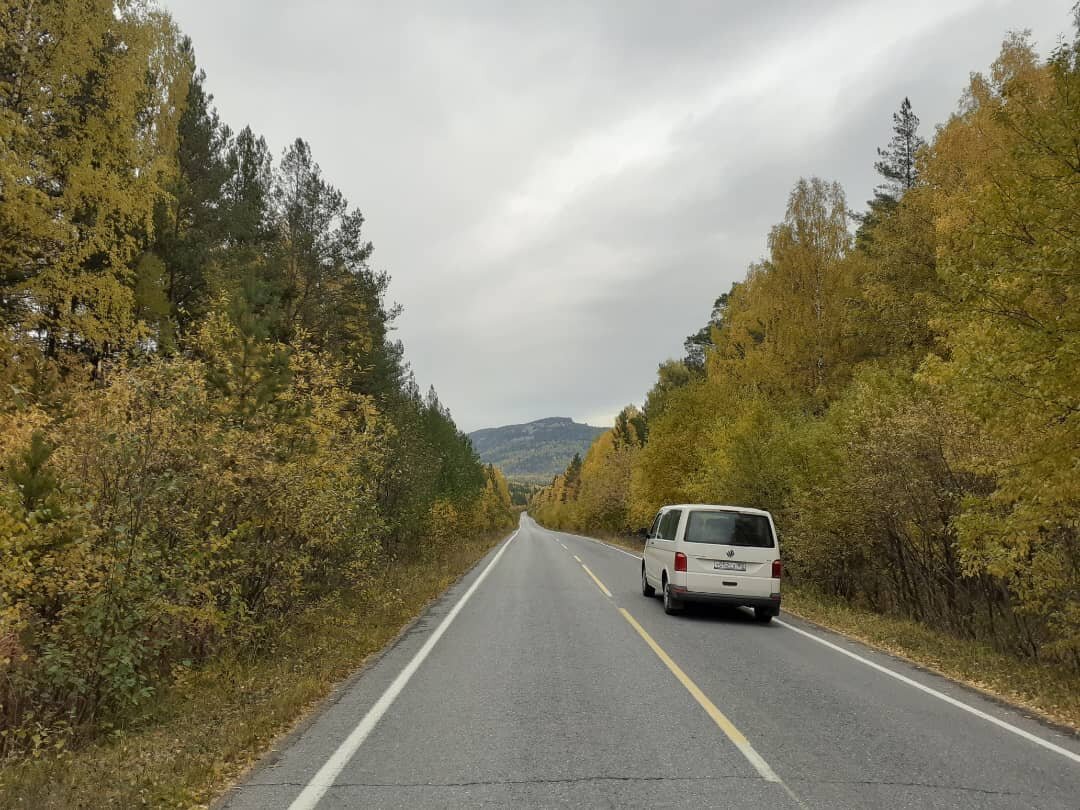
(547, 533), (803, 805)
(619, 609), (753, 748)
(619, 607), (804, 804)
(581, 565), (612, 598)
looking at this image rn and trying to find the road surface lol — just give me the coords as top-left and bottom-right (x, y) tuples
(217, 515), (1080, 809)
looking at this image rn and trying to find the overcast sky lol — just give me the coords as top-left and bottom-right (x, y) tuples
(165, 0), (1072, 432)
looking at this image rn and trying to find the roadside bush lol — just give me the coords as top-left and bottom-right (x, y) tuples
(0, 338), (510, 757)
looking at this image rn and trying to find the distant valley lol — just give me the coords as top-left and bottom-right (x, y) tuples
(468, 417), (605, 482)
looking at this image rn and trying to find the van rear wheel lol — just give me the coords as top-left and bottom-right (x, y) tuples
(663, 581), (682, 615)
(753, 607), (776, 623)
(641, 566), (655, 597)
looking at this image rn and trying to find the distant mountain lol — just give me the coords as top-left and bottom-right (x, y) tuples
(469, 417), (606, 482)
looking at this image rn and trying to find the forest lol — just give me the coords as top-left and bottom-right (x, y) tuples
(0, 1), (513, 757)
(533, 23), (1080, 672)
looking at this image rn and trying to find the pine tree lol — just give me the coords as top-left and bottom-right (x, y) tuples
(683, 293), (729, 371)
(857, 98), (926, 251)
(7, 431), (57, 514)
(562, 453), (583, 502)
(269, 138), (402, 398)
(152, 39), (232, 336)
(223, 126), (274, 248)
(874, 98), (924, 200)
(199, 288), (291, 428)
(421, 385), (485, 501)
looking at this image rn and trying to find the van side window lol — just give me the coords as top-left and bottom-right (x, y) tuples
(648, 512), (662, 539)
(658, 509), (682, 540)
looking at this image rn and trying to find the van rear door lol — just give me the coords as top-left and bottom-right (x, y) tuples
(680, 509), (778, 599)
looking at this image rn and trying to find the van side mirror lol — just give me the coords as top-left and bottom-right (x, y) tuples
(638, 527), (650, 540)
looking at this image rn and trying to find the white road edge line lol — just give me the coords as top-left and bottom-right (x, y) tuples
(776, 618), (1080, 764)
(535, 519), (1079, 764)
(586, 537), (640, 560)
(553, 527), (641, 560)
(287, 531), (520, 810)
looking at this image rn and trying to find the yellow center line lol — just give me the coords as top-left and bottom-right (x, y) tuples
(620, 609), (752, 746)
(619, 607), (805, 808)
(581, 565), (612, 598)
(573, 554), (582, 562)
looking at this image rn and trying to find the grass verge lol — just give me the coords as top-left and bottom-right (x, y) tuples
(556, 524), (1080, 733)
(0, 531), (509, 809)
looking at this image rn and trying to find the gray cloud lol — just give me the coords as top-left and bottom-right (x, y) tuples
(166, 0), (1072, 430)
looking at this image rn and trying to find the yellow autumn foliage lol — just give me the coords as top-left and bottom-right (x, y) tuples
(534, 23), (1080, 671)
(0, 4), (514, 758)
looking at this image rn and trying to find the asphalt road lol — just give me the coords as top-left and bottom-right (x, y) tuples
(218, 514), (1080, 809)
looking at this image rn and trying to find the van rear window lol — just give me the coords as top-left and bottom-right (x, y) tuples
(684, 511), (774, 548)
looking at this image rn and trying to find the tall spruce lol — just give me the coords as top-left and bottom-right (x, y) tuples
(561, 453), (583, 502)
(152, 40), (232, 339)
(857, 98), (926, 251)
(683, 293), (730, 371)
(223, 126), (274, 248)
(875, 97), (924, 199)
(270, 139), (402, 398)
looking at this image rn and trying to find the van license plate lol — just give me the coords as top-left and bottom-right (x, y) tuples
(713, 561), (746, 571)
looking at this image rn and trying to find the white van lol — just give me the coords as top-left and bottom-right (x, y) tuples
(641, 504), (782, 622)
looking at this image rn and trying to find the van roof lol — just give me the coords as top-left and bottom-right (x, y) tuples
(662, 503), (773, 517)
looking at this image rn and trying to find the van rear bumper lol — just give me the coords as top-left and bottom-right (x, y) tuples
(668, 586), (781, 612)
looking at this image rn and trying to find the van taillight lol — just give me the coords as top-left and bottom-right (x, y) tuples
(675, 552), (687, 572)
(772, 559), (782, 579)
